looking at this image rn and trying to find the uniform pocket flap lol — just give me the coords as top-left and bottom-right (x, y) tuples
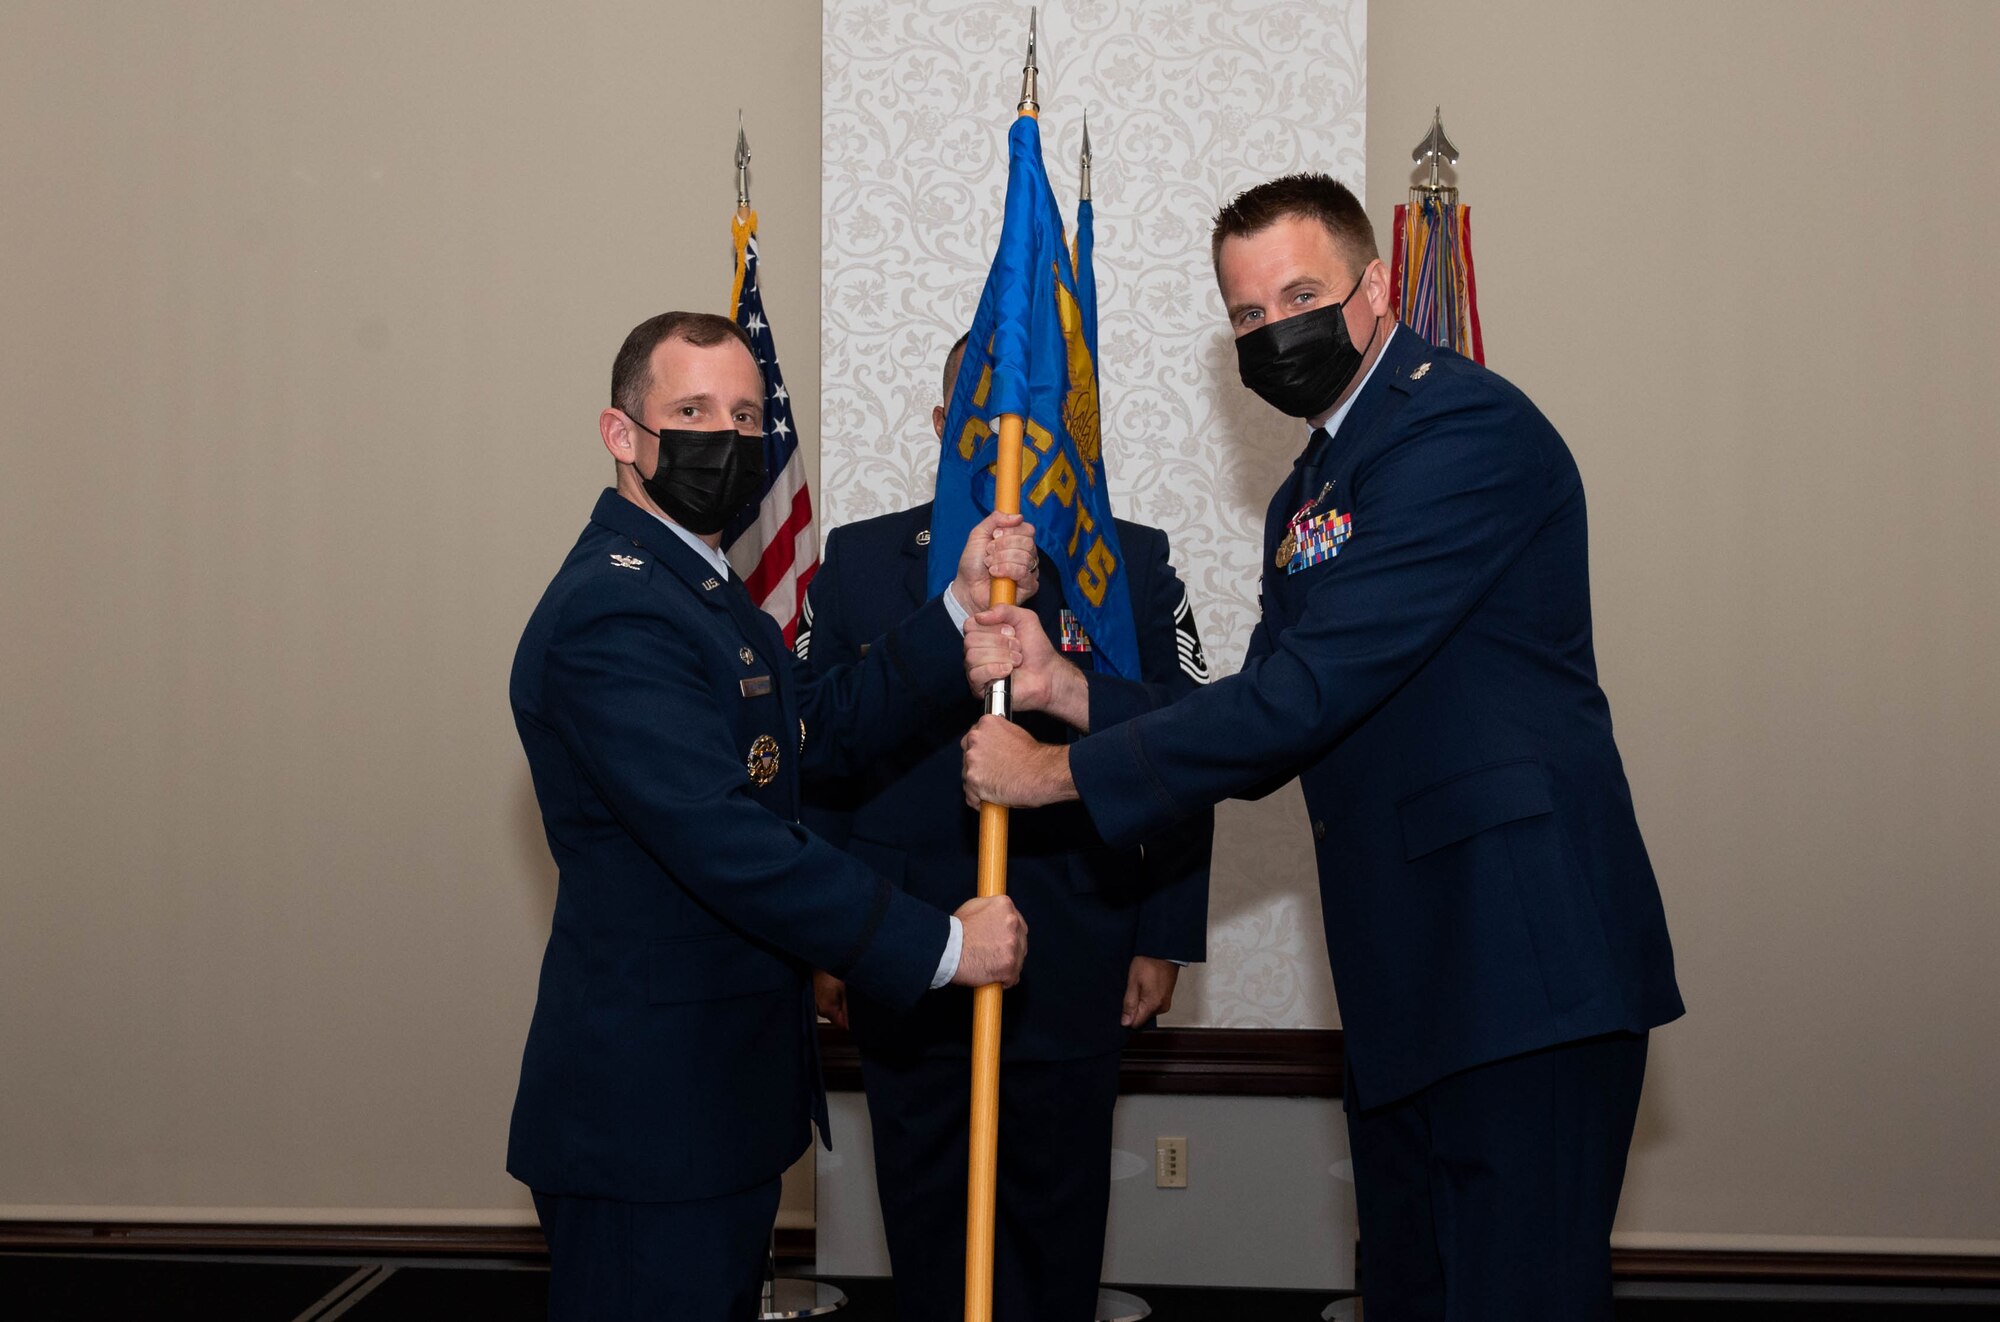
(1398, 759), (1554, 861)
(648, 933), (798, 1005)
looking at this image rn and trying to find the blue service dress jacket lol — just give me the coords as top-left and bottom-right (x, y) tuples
(1069, 331), (1685, 1109)
(799, 503), (1211, 1061)
(506, 489), (969, 1203)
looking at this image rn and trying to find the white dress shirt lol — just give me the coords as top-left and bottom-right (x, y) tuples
(1313, 322), (1398, 441)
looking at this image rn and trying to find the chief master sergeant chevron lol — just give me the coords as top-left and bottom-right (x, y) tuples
(962, 175), (1684, 1320)
(508, 311), (1030, 1322)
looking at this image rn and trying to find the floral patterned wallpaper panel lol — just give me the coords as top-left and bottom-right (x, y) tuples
(822, 0), (1366, 1027)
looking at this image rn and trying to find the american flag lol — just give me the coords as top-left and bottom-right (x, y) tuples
(724, 209), (817, 645)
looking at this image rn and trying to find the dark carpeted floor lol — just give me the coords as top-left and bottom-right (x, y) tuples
(4, 1253), (1998, 1321)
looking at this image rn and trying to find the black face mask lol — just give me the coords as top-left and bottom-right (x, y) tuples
(629, 420), (765, 536)
(1233, 269), (1378, 419)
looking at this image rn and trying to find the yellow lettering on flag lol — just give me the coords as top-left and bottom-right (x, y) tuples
(1028, 452), (1076, 508)
(1067, 505), (1095, 557)
(1076, 537), (1116, 606)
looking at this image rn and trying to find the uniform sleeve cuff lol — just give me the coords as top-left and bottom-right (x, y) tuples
(930, 915), (964, 989)
(1071, 721), (1176, 849)
(1083, 671), (1160, 731)
(941, 586), (972, 634)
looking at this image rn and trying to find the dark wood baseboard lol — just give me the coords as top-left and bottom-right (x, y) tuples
(819, 1024), (1344, 1097)
(1612, 1246), (2000, 1287)
(0, 1220), (550, 1257)
(3, 1221), (1995, 1287)
(0, 1220), (824, 1262)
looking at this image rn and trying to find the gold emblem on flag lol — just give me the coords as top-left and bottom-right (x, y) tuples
(1055, 278), (1101, 471)
(746, 734), (781, 787)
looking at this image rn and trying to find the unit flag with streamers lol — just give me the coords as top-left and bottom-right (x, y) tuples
(1390, 108), (1485, 363)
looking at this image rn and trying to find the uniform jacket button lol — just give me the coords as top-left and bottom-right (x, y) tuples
(1312, 818), (1327, 842)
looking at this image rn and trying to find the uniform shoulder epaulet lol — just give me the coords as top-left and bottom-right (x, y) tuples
(593, 533), (660, 577)
(1391, 353), (1445, 394)
(1389, 346), (1498, 410)
(569, 534), (665, 593)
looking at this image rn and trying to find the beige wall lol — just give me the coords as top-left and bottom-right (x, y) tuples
(3, 0), (1997, 1257)
(0, 0), (822, 1221)
(1365, 2), (2000, 1250)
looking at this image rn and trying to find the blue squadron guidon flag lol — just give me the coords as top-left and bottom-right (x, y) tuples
(927, 113), (1142, 680)
(723, 209), (817, 646)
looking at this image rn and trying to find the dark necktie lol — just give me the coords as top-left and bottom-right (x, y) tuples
(1267, 428), (1336, 568)
(1272, 426), (1336, 524)
(1299, 425), (1335, 484)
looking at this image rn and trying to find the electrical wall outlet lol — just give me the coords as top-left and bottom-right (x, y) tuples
(1155, 1135), (1189, 1188)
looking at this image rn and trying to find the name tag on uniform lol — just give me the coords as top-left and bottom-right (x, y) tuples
(739, 676), (773, 698)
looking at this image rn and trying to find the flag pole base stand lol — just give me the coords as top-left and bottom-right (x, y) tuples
(1096, 1287), (1152, 1321)
(759, 1277), (845, 1319)
(761, 1241), (844, 1319)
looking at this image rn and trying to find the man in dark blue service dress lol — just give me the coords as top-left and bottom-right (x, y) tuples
(797, 335), (1213, 1322)
(962, 175), (1684, 1321)
(508, 311), (1032, 1322)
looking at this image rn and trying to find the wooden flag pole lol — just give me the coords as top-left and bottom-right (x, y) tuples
(964, 413), (1022, 1322)
(967, 17), (1038, 1322)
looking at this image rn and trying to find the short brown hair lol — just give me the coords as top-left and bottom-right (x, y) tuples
(1211, 173), (1377, 275)
(942, 331), (971, 404)
(611, 311), (758, 422)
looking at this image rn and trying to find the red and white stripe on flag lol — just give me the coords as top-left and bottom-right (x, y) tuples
(727, 458), (816, 641)
(724, 210), (818, 645)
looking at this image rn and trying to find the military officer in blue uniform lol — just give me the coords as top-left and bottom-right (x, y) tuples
(797, 335), (1212, 1322)
(963, 175), (1684, 1321)
(508, 311), (1032, 1322)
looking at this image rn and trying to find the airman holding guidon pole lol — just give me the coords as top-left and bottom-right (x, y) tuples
(963, 171), (1684, 1320)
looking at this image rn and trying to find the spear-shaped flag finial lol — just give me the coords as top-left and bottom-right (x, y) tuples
(1412, 106), (1458, 192)
(1018, 6), (1039, 115)
(1078, 110), (1092, 201)
(735, 111), (751, 210)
